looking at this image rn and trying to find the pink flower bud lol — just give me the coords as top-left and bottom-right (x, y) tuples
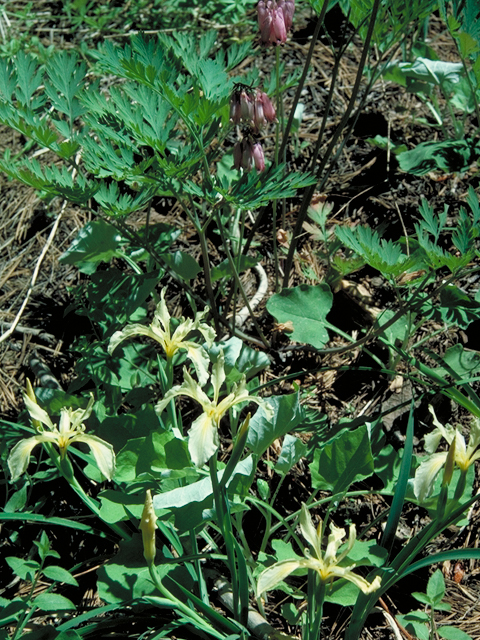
(229, 93), (242, 124)
(257, 91), (276, 123)
(257, 0), (294, 44)
(232, 138), (265, 172)
(240, 89), (254, 122)
(233, 141), (243, 170)
(272, 7), (287, 43)
(252, 142), (265, 172)
(283, 0), (295, 31)
(253, 98), (266, 131)
(242, 139), (254, 171)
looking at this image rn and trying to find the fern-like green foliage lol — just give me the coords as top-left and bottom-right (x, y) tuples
(0, 33), (314, 217)
(336, 191), (479, 282)
(335, 224), (415, 277)
(336, 0), (437, 51)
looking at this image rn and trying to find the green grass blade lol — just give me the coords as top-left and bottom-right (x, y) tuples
(0, 512), (111, 539)
(380, 400), (415, 555)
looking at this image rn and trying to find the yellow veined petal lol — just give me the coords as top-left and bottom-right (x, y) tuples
(194, 308), (216, 347)
(23, 394), (55, 430)
(73, 434), (116, 480)
(324, 523), (346, 565)
(257, 560), (305, 595)
(300, 504), (323, 560)
(453, 429), (469, 470)
(7, 435), (53, 480)
(328, 566), (382, 594)
(153, 288), (172, 336)
(465, 417), (480, 464)
(413, 451), (448, 502)
(188, 412), (219, 467)
(108, 324), (163, 355)
(25, 380), (42, 430)
(58, 409), (72, 436)
(211, 353), (226, 404)
(336, 524), (357, 564)
(184, 342), (211, 387)
(426, 407), (455, 452)
(155, 368), (211, 418)
(170, 317), (195, 345)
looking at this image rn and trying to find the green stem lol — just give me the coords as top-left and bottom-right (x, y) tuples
(282, 0), (381, 287)
(147, 563), (225, 639)
(209, 456), (240, 621)
(278, 1), (328, 162)
(213, 211), (270, 347)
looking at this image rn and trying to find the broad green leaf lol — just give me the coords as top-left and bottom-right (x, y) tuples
(99, 489), (145, 524)
(34, 593), (76, 612)
(396, 613), (429, 640)
(97, 532), (192, 604)
(437, 285), (480, 328)
(310, 425), (374, 493)
(325, 579), (366, 606)
(267, 284), (333, 349)
(0, 598), (26, 626)
(211, 255), (259, 282)
(439, 627), (472, 640)
(114, 431), (192, 483)
(97, 406), (163, 453)
(246, 393), (303, 457)
(377, 309), (409, 346)
(6, 557), (40, 581)
(383, 58), (464, 94)
(426, 569), (445, 603)
(152, 456), (254, 531)
(59, 219), (124, 274)
(274, 434), (307, 476)
(42, 565), (79, 587)
(80, 269), (160, 334)
(434, 344), (480, 380)
(345, 539), (388, 567)
(210, 336), (271, 383)
(162, 250), (201, 281)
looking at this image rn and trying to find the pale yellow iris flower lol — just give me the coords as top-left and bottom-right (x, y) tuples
(414, 407), (480, 503)
(257, 504), (381, 596)
(155, 352), (272, 467)
(108, 288), (215, 386)
(8, 383), (115, 481)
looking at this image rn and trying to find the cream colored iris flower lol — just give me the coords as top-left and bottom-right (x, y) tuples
(414, 407), (480, 503)
(108, 289), (215, 386)
(8, 385), (115, 481)
(155, 352), (272, 467)
(257, 504), (381, 596)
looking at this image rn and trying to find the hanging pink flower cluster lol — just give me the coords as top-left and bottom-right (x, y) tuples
(257, 0), (295, 45)
(230, 86), (276, 172)
(233, 137), (265, 172)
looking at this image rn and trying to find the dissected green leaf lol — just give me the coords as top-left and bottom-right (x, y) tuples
(397, 139), (480, 175)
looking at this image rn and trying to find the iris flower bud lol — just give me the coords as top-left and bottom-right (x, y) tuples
(139, 490), (157, 567)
